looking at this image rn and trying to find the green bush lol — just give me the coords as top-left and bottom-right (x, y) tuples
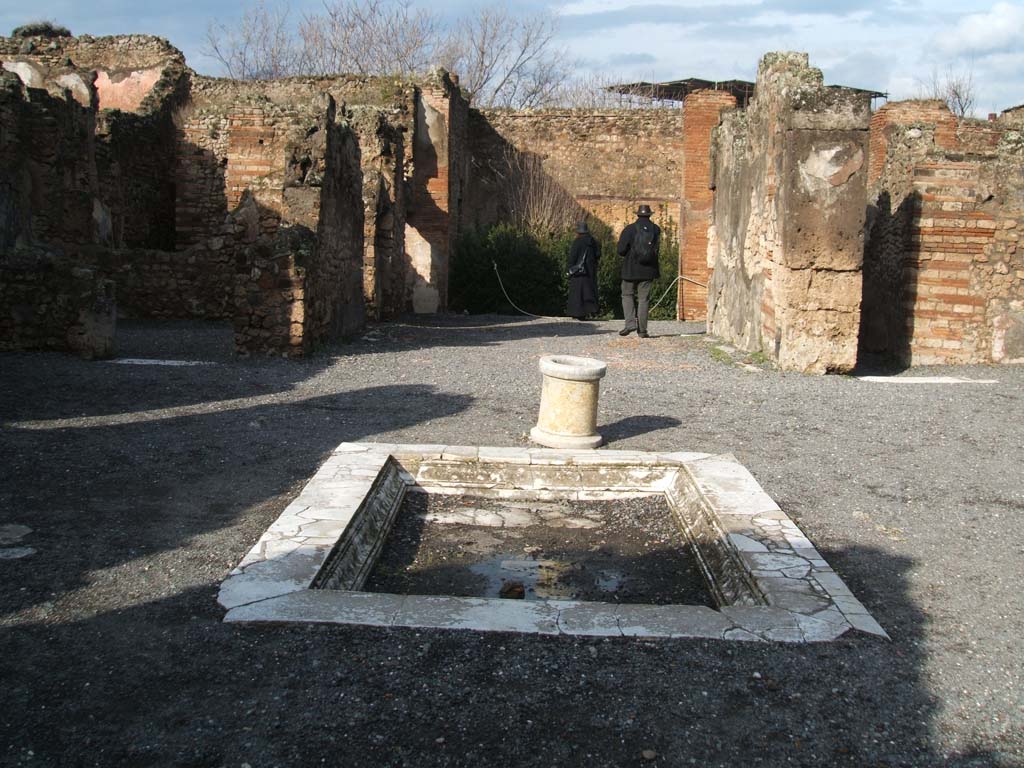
(449, 224), (566, 316)
(12, 21), (71, 38)
(450, 218), (680, 319)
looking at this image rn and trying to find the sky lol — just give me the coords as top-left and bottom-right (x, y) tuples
(3, 1), (1022, 115)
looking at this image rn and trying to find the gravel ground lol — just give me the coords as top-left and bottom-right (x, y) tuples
(1, 316), (1022, 767)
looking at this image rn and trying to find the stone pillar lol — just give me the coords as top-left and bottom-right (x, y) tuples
(530, 355), (607, 449)
(706, 52), (871, 374)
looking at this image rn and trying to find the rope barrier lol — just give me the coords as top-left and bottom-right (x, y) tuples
(647, 275), (709, 312)
(491, 261), (568, 321)
(396, 263), (711, 328)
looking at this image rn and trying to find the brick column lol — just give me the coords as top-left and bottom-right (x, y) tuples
(679, 90), (736, 320)
(903, 161), (995, 364)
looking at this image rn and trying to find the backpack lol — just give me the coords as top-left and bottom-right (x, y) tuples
(632, 224), (657, 267)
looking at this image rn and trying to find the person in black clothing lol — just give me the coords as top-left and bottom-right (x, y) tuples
(566, 221), (600, 320)
(617, 204), (660, 337)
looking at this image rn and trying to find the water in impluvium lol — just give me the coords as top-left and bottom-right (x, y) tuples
(363, 494), (714, 606)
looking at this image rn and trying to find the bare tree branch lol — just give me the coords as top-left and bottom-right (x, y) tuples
(917, 64), (977, 118)
(205, 0), (662, 113)
(501, 146), (584, 235)
(297, 0), (441, 77)
(440, 6), (571, 109)
(203, 0), (300, 79)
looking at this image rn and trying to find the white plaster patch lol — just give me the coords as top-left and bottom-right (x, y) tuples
(2, 61), (44, 88)
(856, 376), (998, 384)
(55, 73), (91, 106)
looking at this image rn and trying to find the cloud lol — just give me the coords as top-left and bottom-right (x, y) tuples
(557, 0), (759, 15)
(607, 52), (659, 65)
(933, 1), (1024, 56)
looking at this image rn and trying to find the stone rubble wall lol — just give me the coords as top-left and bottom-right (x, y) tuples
(707, 52), (871, 374)
(864, 101), (1024, 364)
(73, 241), (234, 320)
(0, 255), (115, 358)
(465, 107), (684, 234)
(350, 108), (406, 320)
(0, 71), (100, 251)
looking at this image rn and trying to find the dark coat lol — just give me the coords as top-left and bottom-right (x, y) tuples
(617, 217), (661, 281)
(566, 234), (600, 318)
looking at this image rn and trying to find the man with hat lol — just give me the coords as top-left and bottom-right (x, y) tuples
(617, 204), (661, 338)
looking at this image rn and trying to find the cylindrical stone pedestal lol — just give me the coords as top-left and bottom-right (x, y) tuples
(530, 355), (607, 449)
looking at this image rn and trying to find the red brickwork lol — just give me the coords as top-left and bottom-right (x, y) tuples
(868, 101), (958, 185)
(903, 162), (998, 364)
(226, 110), (282, 210)
(680, 90), (736, 320)
(865, 99), (1024, 365)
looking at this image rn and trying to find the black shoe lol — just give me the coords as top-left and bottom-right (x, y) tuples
(619, 327), (635, 336)
(638, 331), (649, 338)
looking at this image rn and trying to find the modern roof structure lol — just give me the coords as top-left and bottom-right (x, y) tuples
(606, 78), (886, 107)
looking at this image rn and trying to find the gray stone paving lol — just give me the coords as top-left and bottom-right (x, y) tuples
(219, 442), (887, 642)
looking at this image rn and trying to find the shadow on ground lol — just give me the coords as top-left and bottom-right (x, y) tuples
(0, 383), (473, 620)
(2, 321), (1020, 767)
(601, 415), (683, 443)
(3, 543), (1011, 767)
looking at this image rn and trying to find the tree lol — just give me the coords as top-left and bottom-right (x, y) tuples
(438, 6), (571, 108)
(204, 0), (299, 79)
(203, 0), (574, 109)
(297, 0), (442, 77)
(918, 64), (977, 118)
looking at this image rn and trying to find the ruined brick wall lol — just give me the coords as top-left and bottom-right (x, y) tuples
(92, 70), (189, 250)
(177, 75), (415, 245)
(863, 102), (1024, 364)
(404, 72), (468, 313)
(0, 71), (100, 250)
(233, 100), (365, 356)
(1, 35), (190, 250)
(465, 107), (684, 234)
(680, 90), (737, 320)
(868, 101), (958, 185)
(306, 117), (365, 342)
(0, 34), (185, 112)
(707, 52), (871, 373)
(351, 108), (406, 319)
(0, 255), (115, 358)
(178, 75), (417, 322)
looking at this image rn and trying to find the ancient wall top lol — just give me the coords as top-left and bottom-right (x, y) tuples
(0, 34), (186, 113)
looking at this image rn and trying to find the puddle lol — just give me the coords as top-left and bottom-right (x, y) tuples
(468, 556), (574, 600)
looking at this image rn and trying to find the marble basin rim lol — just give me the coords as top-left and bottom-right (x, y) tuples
(538, 354), (608, 381)
(218, 442), (888, 642)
